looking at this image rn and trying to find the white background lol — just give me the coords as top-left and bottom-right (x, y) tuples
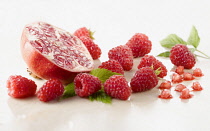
(1, 0), (210, 131)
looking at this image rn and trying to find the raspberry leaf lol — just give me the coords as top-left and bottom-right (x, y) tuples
(61, 82), (76, 99)
(160, 34), (187, 48)
(89, 90), (112, 104)
(157, 51), (170, 57)
(90, 68), (122, 83)
(187, 26), (200, 48)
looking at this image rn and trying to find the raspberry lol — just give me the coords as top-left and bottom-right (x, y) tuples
(108, 45), (133, 71)
(180, 88), (193, 99)
(74, 27), (94, 39)
(137, 55), (167, 78)
(175, 84), (187, 92)
(130, 67), (158, 92)
(183, 72), (194, 81)
(6, 75), (37, 98)
(79, 36), (101, 59)
(126, 33), (152, 58)
(193, 68), (204, 77)
(191, 82), (203, 91)
(175, 66), (184, 75)
(37, 79), (64, 102)
(104, 75), (131, 100)
(98, 59), (124, 75)
(159, 80), (172, 89)
(170, 44), (196, 69)
(158, 89), (173, 99)
(74, 73), (102, 97)
(171, 73), (183, 83)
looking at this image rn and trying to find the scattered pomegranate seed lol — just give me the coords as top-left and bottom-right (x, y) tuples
(172, 73), (183, 83)
(175, 84), (187, 92)
(183, 72), (195, 81)
(159, 80), (172, 89)
(158, 89), (173, 99)
(192, 81), (203, 91)
(180, 88), (193, 99)
(175, 66), (184, 75)
(193, 68), (204, 77)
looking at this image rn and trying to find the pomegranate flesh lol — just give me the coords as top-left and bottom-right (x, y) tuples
(21, 22), (94, 84)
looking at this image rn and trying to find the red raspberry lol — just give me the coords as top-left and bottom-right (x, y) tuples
(108, 45), (133, 71)
(74, 73), (102, 97)
(137, 55), (167, 78)
(6, 75), (37, 98)
(37, 79), (64, 102)
(191, 82), (203, 91)
(159, 80), (172, 89)
(193, 68), (204, 77)
(98, 59), (124, 75)
(79, 36), (101, 59)
(130, 67), (158, 92)
(170, 44), (196, 69)
(104, 75), (131, 100)
(126, 33), (152, 58)
(158, 89), (173, 99)
(74, 27), (94, 39)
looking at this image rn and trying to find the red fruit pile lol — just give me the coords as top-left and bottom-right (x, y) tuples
(6, 23), (206, 104)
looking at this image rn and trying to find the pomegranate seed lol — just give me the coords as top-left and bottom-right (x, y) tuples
(175, 66), (184, 75)
(193, 68), (204, 77)
(183, 72), (194, 81)
(158, 89), (173, 99)
(159, 81), (172, 89)
(180, 88), (193, 99)
(192, 81), (203, 91)
(172, 73), (183, 83)
(175, 84), (187, 92)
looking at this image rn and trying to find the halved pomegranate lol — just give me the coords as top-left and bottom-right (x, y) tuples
(21, 22), (94, 84)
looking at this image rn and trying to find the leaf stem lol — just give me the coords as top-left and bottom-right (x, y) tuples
(195, 49), (210, 59)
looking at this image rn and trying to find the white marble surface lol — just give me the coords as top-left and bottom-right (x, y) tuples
(1, 0), (210, 130)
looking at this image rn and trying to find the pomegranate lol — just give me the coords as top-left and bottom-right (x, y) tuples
(21, 22), (94, 84)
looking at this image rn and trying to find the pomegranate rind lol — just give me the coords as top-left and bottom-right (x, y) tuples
(21, 22), (94, 84)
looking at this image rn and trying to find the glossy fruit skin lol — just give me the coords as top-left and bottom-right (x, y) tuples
(137, 55), (167, 78)
(79, 36), (101, 60)
(180, 88), (193, 99)
(21, 22), (94, 84)
(98, 59), (124, 75)
(108, 45), (133, 71)
(126, 33), (152, 58)
(104, 75), (131, 100)
(74, 73), (102, 97)
(170, 44), (196, 69)
(130, 67), (158, 92)
(37, 79), (64, 102)
(7, 75), (37, 98)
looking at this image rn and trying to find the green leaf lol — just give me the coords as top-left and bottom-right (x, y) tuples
(187, 26), (200, 48)
(157, 51), (170, 57)
(61, 82), (76, 99)
(160, 34), (187, 48)
(89, 90), (112, 104)
(90, 68), (122, 83)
